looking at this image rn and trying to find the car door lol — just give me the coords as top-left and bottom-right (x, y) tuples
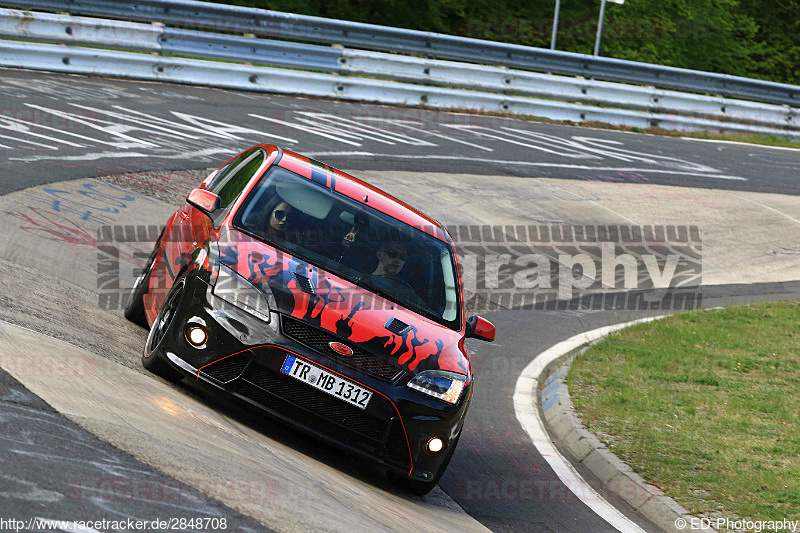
(147, 148), (268, 316)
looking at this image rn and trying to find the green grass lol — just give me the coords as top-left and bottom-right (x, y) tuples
(554, 120), (800, 149)
(635, 129), (800, 149)
(568, 301), (800, 524)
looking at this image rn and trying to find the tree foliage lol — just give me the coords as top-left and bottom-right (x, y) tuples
(210, 0), (799, 84)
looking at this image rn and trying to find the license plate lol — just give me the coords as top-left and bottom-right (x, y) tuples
(281, 355), (372, 410)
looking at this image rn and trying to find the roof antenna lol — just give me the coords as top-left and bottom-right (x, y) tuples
(363, 195), (369, 202)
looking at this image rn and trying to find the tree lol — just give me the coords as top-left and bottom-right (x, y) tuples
(202, 0), (799, 84)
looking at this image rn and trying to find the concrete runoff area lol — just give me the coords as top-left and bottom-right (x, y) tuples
(355, 171), (800, 286)
(0, 320), (486, 533)
(1, 171), (798, 297)
(0, 170), (798, 531)
(0, 170), (797, 368)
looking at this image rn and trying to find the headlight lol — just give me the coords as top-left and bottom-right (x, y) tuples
(407, 370), (467, 404)
(213, 264), (271, 323)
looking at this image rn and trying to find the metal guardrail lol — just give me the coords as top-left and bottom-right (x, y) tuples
(4, 38), (797, 141)
(0, 6), (162, 51)
(338, 50), (798, 128)
(2, 0), (799, 107)
(1, 8), (795, 131)
(161, 28), (342, 72)
(0, 7), (797, 138)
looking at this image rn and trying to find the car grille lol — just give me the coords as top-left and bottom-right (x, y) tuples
(236, 380), (377, 452)
(282, 316), (403, 381)
(386, 418), (413, 468)
(231, 358), (412, 471)
(243, 362), (386, 441)
(200, 352), (251, 383)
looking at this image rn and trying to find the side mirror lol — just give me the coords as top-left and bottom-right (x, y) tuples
(466, 314), (495, 342)
(186, 188), (221, 217)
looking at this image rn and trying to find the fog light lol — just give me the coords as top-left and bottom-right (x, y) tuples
(186, 326), (208, 347)
(427, 437), (444, 454)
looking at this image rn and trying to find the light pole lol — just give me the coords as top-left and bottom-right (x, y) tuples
(594, 0), (624, 56)
(551, 0), (561, 50)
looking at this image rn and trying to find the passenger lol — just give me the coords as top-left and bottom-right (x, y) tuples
(261, 197), (294, 239)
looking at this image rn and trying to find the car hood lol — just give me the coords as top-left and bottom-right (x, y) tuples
(217, 228), (469, 378)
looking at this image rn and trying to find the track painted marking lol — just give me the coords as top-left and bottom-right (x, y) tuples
(0, 133), (58, 149)
(100, 105), (297, 144)
(513, 317), (665, 533)
(547, 185), (639, 224)
(304, 151), (375, 157)
(353, 116), (495, 151)
(167, 110), (298, 144)
(298, 112), (438, 146)
(0, 118), (85, 147)
(571, 136), (718, 173)
(9, 148), (232, 163)
(0, 113), (104, 147)
(71, 104), (203, 140)
(442, 125), (597, 158)
(249, 114), (362, 146)
(725, 192), (800, 225)
(310, 152), (748, 180)
(24, 104), (157, 148)
(291, 115), (397, 145)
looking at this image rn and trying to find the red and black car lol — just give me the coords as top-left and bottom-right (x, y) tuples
(125, 145), (495, 495)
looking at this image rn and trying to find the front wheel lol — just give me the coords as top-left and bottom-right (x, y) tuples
(124, 232), (162, 328)
(142, 277), (184, 383)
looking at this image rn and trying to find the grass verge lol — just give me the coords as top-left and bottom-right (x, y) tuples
(626, 128), (800, 149)
(568, 301), (800, 524)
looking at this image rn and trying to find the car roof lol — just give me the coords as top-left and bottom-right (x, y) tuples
(266, 146), (449, 243)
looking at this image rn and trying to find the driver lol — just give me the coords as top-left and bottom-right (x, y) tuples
(372, 243), (408, 278)
(369, 242), (420, 305)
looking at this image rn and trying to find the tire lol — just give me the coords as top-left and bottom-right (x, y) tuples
(124, 232), (162, 328)
(398, 432), (461, 496)
(141, 277), (185, 383)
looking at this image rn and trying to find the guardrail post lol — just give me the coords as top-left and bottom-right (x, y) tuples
(593, 0), (607, 57)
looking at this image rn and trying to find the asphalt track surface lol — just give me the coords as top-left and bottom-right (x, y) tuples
(0, 67), (798, 532)
(1, 69), (799, 197)
(0, 365), (268, 533)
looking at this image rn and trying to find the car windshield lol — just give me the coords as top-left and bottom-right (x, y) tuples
(233, 166), (461, 329)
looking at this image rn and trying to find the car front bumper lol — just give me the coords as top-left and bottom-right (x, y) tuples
(152, 274), (472, 481)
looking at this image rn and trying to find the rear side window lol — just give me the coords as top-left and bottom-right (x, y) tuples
(209, 148), (267, 209)
(208, 151), (249, 193)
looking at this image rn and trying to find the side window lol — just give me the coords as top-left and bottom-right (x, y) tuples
(206, 161), (232, 192)
(211, 149), (267, 210)
(207, 151), (249, 194)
